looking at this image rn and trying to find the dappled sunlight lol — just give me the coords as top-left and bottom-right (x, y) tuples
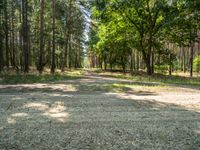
(12, 97), (24, 100)
(0, 83), (77, 92)
(48, 93), (74, 98)
(48, 102), (66, 113)
(7, 113), (29, 124)
(194, 130), (200, 134)
(43, 112), (70, 123)
(43, 101), (70, 123)
(11, 113), (28, 117)
(104, 92), (200, 112)
(23, 102), (49, 111)
(1, 71), (200, 149)
(22, 101), (70, 123)
(7, 117), (16, 124)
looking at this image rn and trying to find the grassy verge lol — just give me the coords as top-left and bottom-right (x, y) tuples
(0, 70), (85, 84)
(94, 70), (200, 87)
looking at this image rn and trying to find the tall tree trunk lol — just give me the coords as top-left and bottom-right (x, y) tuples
(0, 2), (4, 72)
(68, 0), (72, 69)
(4, 0), (9, 69)
(0, 13), (3, 72)
(169, 53), (172, 75)
(103, 55), (107, 71)
(183, 47), (186, 73)
(61, 13), (69, 72)
(0, 35), (3, 72)
(190, 42), (194, 77)
(198, 41), (200, 55)
(78, 42), (81, 68)
(61, 36), (69, 72)
(11, 1), (16, 68)
(38, 0), (44, 73)
(22, 0), (29, 73)
(18, 2), (23, 71)
(151, 48), (154, 74)
(130, 49), (134, 76)
(51, 0), (56, 74)
(136, 51), (139, 71)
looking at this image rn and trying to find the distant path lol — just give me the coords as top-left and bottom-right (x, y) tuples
(0, 72), (200, 149)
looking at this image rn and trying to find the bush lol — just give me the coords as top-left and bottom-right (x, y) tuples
(154, 65), (168, 74)
(193, 55), (200, 73)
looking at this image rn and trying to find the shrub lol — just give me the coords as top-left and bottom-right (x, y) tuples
(193, 55), (200, 73)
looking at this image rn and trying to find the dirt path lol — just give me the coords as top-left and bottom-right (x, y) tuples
(0, 73), (200, 149)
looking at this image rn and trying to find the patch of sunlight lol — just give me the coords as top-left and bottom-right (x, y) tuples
(0, 127), (3, 131)
(11, 113), (28, 117)
(128, 140), (137, 146)
(12, 97), (23, 100)
(49, 102), (66, 113)
(7, 117), (16, 124)
(49, 84), (77, 92)
(43, 112), (70, 122)
(23, 102), (49, 111)
(43, 101), (70, 123)
(194, 130), (200, 134)
(112, 83), (163, 89)
(49, 93), (74, 98)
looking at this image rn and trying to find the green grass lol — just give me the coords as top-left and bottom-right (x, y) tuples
(0, 72), (84, 84)
(96, 70), (200, 87)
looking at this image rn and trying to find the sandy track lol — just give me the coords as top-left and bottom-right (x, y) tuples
(0, 74), (199, 149)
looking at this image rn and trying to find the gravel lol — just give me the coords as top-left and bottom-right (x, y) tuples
(0, 74), (199, 150)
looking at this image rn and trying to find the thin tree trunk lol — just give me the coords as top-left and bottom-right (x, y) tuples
(0, 7), (3, 72)
(136, 51), (139, 71)
(51, 0), (56, 74)
(61, 14), (69, 72)
(38, 0), (44, 73)
(169, 53), (172, 75)
(22, 0), (29, 73)
(190, 42), (194, 77)
(198, 41), (200, 55)
(130, 49), (134, 76)
(151, 48), (154, 74)
(68, 0), (72, 69)
(183, 47), (186, 73)
(11, 1), (16, 68)
(4, 0), (9, 69)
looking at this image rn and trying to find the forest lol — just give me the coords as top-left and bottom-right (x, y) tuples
(0, 1), (200, 149)
(88, 0), (200, 76)
(0, 0), (85, 74)
(0, 0), (200, 76)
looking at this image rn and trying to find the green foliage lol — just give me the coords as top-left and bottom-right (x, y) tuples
(0, 73), (82, 84)
(88, 0), (200, 75)
(154, 65), (168, 74)
(193, 55), (200, 73)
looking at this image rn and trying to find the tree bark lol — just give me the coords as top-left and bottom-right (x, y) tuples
(0, 2), (4, 72)
(190, 42), (194, 77)
(22, 0), (29, 73)
(38, 0), (45, 73)
(4, 0), (9, 69)
(51, 0), (56, 74)
(130, 49), (134, 76)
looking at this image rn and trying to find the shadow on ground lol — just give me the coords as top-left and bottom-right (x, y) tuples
(0, 75), (200, 149)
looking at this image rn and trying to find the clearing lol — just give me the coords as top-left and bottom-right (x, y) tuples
(0, 72), (200, 149)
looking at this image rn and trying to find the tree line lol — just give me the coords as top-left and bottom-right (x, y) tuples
(88, 0), (200, 76)
(0, 0), (86, 74)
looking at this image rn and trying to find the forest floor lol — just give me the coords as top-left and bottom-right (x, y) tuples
(0, 71), (200, 149)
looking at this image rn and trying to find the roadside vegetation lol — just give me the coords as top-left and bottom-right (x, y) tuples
(0, 69), (85, 84)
